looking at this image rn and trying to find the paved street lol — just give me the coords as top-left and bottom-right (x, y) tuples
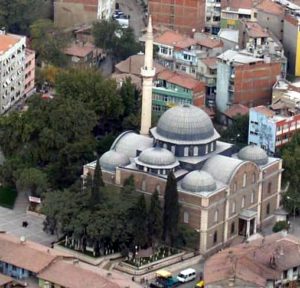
(118, 0), (146, 39)
(0, 191), (57, 246)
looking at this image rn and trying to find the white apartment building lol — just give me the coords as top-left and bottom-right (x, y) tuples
(0, 32), (26, 114)
(205, 0), (222, 34)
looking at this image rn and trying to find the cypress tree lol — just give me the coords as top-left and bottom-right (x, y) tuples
(132, 194), (148, 248)
(148, 189), (163, 247)
(163, 171), (179, 246)
(89, 158), (104, 209)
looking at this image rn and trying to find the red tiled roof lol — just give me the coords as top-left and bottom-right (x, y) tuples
(205, 233), (300, 287)
(224, 104), (249, 118)
(0, 34), (21, 54)
(64, 42), (95, 58)
(226, 0), (254, 9)
(197, 37), (223, 49)
(201, 57), (218, 69)
(157, 70), (205, 92)
(256, 0), (284, 16)
(154, 31), (196, 49)
(245, 21), (269, 38)
(0, 273), (13, 286)
(38, 260), (120, 288)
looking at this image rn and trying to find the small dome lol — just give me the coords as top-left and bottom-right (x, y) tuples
(156, 104), (215, 141)
(238, 145), (268, 165)
(181, 170), (216, 193)
(138, 147), (176, 166)
(100, 150), (130, 172)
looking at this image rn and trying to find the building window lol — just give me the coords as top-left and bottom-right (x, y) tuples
(214, 209), (219, 223)
(266, 203), (270, 215)
(231, 222), (235, 235)
(210, 142), (214, 152)
(251, 191), (255, 203)
(213, 231), (218, 244)
(193, 146), (199, 156)
(183, 211), (189, 224)
(231, 201), (236, 214)
(268, 182), (272, 194)
(241, 196), (246, 208)
(252, 173), (256, 184)
(171, 145), (175, 153)
(243, 172), (247, 187)
(142, 180), (146, 191)
(205, 145), (208, 154)
(184, 147), (189, 156)
(156, 184), (160, 194)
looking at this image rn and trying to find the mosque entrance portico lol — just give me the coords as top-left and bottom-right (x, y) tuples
(238, 210), (257, 238)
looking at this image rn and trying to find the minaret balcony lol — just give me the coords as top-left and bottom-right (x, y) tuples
(141, 67), (156, 78)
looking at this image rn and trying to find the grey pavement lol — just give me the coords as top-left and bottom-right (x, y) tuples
(0, 191), (57, 246)
(118, 0), (146, 39)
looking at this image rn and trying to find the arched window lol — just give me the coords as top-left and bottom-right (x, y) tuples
(231, 222), (235, 235)
(266, 203), (270, 215)
(193, 146), (199, 156)
(183, 211), (189, 224)
(268, 182), (272, 194)
(243, 172), (247, 187)
(213, 231), (218, 244)
(171, 145), (175, 153)
(231, 201), (236, 214)
(184, 147), (189, 156)
(210, 142), (214, 152)
(214, 209), (219, 223)
(252, 173), (256, 184)
(251, 191), (255, 203)
(163, 143), (168, 149)
(205, 145), (208, 154)
(156, 184), (160, 194)
(241, 196), (245, 208)
(141, 180), (146, 191)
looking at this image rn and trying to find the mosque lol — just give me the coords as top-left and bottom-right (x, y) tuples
(83, 17), (283, 254)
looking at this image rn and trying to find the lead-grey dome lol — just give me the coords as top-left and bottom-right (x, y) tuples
(100, 150), (130, 171)
(238, 145), (268, 165)
(181, 170), (216, 193)
(138, 147), (177, 166)
(156, 104), (215, 141)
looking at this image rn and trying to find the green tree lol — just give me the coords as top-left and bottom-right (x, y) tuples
(132, 194), (148, 248)
(120, 78), (141, 130)
(30, 19), (69, 67)
(93, 20), (142, 62)
(163, 171), (179, 246)
(16, 168), (48, 196)
(89, 158), (104, 209)
(148, 189), (163, 247)
(121, 175), (135, 197)
(220, 115), (249, 147)
(0, 0), (52, 34)
(282, 131), (300, 213)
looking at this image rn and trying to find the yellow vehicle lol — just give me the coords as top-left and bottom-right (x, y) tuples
(195, 280), (205, 288)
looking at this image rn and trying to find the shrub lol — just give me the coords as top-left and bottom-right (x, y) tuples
(272, 221), (289, 233)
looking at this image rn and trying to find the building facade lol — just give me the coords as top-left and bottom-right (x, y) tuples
(148, 0), (206, 35)
(249, 105), (300, 154)
(205, 0), (222, 34)
(54, 0), (115, 28)
(0, 32), (26, 114)
(216, 50), (282, 113)
(24, 49), (35, 97)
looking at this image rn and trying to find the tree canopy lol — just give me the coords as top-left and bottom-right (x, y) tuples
(93, 20), (142, 62)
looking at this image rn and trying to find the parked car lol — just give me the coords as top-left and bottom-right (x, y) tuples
(177, 268), (196, 283)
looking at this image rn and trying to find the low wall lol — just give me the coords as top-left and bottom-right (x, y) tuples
(116, 251), (195, 276)
(54, 243), (121, 266)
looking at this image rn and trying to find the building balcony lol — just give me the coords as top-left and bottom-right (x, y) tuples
(157, 53), (173, 60)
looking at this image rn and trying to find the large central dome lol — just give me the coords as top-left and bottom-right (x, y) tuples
(156, 104), (215, 141)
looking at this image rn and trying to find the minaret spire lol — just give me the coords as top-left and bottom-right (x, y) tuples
(140, 15), (155, 135)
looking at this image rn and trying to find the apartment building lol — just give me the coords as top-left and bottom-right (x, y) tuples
(24, 49), (35, 97)
(216, 49), (282, 113)
(0, 32), (26, 114)
(148, 0), (206, 35)
(152, 70), (205, 114)
(249, 82), (300, 154)
(205, 0), (222, 34)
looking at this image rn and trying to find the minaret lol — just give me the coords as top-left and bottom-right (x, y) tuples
(140, 15), (155, 135)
